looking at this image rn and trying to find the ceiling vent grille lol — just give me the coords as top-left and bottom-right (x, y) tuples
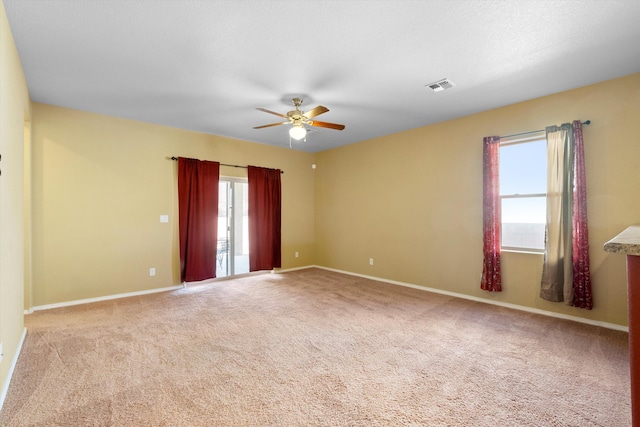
(426, 78), (456, 93)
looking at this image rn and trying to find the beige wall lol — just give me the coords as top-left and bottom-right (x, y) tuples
(315, 72), (640, 327)
(29, 73), (640, 328)
(30, 103), (315, 307)
(7, 7), (638, 375)
(0, 0), (30, 402)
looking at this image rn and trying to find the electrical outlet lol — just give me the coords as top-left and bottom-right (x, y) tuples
(149, 268), (156, 276)
(369, 258), (374, 266)
(295, 251), (299, 258)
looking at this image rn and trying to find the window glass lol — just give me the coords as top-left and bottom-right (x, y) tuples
(500, 134), (546, 251)
(499, 140), (546, 195)
(501, 197), (545, 250)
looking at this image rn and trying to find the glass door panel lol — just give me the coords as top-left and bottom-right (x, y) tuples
(232, 181), (249, 275)
(217, 181), (230, 277)
(217, 179), (249, 278)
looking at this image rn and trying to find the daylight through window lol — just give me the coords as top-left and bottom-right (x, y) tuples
(499, 132), (546, 251)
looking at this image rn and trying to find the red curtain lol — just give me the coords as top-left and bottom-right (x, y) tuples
(248, 166), (282, 271)
(481, 136), (502, 292)
(571, 121), (593, 309)
(178, 157), (220, 282)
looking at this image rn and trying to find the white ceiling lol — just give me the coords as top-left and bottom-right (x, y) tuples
(4, 0), (640, 152)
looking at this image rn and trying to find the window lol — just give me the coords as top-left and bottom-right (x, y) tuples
(499, 132), (546, 252)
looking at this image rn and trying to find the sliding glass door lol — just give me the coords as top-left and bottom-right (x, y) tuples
(217, 178), (249, 277)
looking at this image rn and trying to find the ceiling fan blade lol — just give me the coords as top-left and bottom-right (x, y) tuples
(308, 120), (345, 130)
(256, 107), (287, 118)
(303, 105), (329, 119)
(253, 121), (288, 129)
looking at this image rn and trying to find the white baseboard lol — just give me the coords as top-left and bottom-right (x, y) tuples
(23, 269), (304, 313)
(23, 268), (311, 313)
(22, 266), (629, 333)
(273, 265), (316, 274)
(26, 285), (184, 313)
(0, 327), (27, 413)
(312, 265), (629, 333)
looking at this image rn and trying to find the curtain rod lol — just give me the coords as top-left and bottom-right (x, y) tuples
(501, 120), (591, 139)
(168, 157), (284, 174)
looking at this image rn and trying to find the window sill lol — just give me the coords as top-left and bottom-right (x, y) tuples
(501, 248), (544, 255)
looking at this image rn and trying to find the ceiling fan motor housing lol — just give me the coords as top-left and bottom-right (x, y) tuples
(287, 110), (304, 120)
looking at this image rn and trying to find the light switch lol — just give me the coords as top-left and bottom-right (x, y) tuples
(160, 215), (169, 223)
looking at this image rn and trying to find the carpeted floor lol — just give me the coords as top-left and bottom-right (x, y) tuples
(0, 268), (631, 426)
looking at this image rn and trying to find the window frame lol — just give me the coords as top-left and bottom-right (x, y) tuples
(499, 132), (547, 253)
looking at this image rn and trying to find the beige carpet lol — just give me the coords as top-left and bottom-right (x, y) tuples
(0, 268), (631, 426)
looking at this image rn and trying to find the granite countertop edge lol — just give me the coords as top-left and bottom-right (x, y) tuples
(604, 225), (640, 256)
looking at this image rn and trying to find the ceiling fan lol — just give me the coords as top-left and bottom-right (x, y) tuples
(253, 98), (345, 141)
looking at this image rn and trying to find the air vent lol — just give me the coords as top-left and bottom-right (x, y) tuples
(425, 78), (456, 93)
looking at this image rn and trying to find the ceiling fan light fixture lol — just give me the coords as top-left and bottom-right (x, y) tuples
(289, 124), (307, 140)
